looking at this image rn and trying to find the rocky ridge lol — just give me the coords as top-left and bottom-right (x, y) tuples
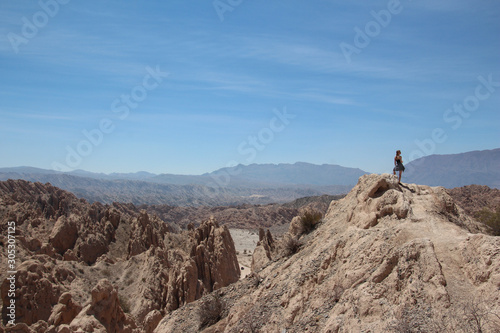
(143, 194), (340, 235)
(0, 180), (240, 332)
(154, 174), (500, 332)
(447, 184), (500, 217)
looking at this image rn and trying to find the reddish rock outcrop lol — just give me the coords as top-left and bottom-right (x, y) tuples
(448, 184), (500, 216)
(49, 216), (78, 255)
(1, 257), (74, 326)
(47, 293), (82, 326)
(191, 218), (240, 292)
(69, 279), (137, 333)
(128, 211), (169, 257)
(251, 228), (275, 272)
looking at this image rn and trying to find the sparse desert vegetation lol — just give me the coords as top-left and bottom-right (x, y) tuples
(299, 209), (323, 234)
(475, 207), (500, 236)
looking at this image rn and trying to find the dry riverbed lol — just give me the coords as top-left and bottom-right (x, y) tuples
(229, 228), (260, 279)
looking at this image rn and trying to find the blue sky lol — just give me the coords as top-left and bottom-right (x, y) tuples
(1, 0), (499, 175)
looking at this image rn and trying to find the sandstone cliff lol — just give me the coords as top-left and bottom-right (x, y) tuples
(0, 180), (240, 332)
(154, 174), (500, 332)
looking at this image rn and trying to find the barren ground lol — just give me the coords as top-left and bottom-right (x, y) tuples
(229, 228), (260, 279)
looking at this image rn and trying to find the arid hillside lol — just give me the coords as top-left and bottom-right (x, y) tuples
(154, 174), (500, 333)
(142, 194), (341, 235)
(447, 184), (500, 217)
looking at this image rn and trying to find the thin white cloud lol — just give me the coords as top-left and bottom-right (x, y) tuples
(295, 92), (358, 106)
(0, 110), (76, 121)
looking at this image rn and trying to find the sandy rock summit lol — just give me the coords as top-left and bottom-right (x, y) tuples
(154, 174), (499, 332)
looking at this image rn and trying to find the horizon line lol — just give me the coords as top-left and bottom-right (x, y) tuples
(0, 161), (373, 177)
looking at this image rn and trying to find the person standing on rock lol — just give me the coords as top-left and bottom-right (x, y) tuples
(393, 150), (405, 183)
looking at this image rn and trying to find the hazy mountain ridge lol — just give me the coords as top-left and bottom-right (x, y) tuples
(0, 172), (350, 206)
(0, 163), (362, 206)
(405, 148), (500, 188)
(0, 162), (367, 187)
(203, 162), (367, 186)
(1, 150), (498, 206)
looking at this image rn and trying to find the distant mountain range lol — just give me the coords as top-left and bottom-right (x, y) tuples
(203, 162), (366, 187)
(404, 148), (500, 188)
(0, 149), (498, 205)
(0, 162), (366, 186)
(0, 162), (365, 205)
(0, 166), (158, 181)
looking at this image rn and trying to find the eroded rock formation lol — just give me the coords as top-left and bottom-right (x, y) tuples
(0, 180), (240, 332)
(251, 228), (275, 272)
(69, 279), (137, 333)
